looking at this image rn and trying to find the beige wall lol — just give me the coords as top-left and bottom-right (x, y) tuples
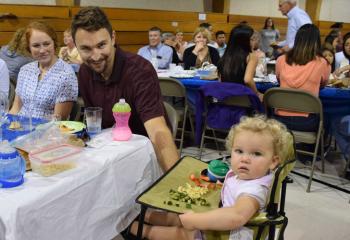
(80, 0), (205, 12)
(0, 0), (55, 4)
(0, 0), (204, 12)
(1, 0), (349, 23)
(319, 0), (350, 22)
(229, 0), (306, 18)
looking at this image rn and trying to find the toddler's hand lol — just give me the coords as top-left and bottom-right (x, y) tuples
(179, 211), (195, 230)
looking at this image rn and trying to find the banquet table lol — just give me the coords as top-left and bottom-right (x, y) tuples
(161, 73), (350, 144)
(0, 131), (162, 240)
(1, 115), (46, 142)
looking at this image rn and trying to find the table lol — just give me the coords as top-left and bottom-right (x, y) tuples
(0, 131), (162, 240)
(1, 115), (46, 142)
(176, 78), (350, 144)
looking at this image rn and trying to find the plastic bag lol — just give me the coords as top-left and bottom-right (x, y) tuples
(10, 122), (71, 153)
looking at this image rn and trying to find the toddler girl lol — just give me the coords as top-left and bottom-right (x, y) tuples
(130, 115), (292, 240)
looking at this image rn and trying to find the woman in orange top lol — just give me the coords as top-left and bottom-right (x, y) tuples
(275, 24), (331, 131)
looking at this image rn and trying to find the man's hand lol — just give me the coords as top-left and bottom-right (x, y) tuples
(144, 116), (179, 171)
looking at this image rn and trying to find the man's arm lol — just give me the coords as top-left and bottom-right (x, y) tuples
(144, 116), (179, 171)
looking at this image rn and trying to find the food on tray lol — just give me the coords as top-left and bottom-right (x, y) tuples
(9, 121), (22, 130)
(165, 183), (211, 209)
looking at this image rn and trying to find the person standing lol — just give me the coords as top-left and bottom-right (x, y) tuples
(260, 18), (280, 57)
(71, 7), (178, 171)
(277, 0), (311, 53)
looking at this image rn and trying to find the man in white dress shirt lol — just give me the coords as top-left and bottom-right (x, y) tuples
(277, 0), (311, 53)
(137, 27), (173, 69)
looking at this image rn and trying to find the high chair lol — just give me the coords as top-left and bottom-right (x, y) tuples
(134, 132), (295, 240)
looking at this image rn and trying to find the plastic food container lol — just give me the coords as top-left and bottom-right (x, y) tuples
(29, 144), (81, 177)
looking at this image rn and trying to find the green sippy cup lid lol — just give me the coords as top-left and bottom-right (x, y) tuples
(112, 98), (131, 113)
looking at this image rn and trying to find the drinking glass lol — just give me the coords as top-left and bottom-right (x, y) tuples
(84, 107), (102, 136)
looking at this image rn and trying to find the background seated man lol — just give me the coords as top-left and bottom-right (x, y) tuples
(161, 32), (181, 65)
(137, 27), (173, 69)
(215, 30), (227, 57)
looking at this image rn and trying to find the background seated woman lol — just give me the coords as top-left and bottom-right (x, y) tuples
(218, 24), (263, 101)
(333, 32), (350, 79)
(274, 24), (330, 132)
(59, 28), (82, 65)
(183, 27), (220, 70)
(9, 21), (78, 120)
(0, 28), (33, 81)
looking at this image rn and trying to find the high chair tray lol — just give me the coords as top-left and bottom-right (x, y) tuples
(136, 156), (221, 214)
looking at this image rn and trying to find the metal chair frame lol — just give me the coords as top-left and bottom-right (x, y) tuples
(263, 88), (324, 192)
(199, 95), (255, 159)
(159, 77), (194, 154)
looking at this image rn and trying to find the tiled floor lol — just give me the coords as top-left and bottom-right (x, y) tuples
(116, 146), (350, 240)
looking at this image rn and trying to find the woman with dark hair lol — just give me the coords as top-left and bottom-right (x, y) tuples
(218, 24), (262, 100)
(260, 17), (280, 57)
(321, 43), (336, 72)
(324, 31), (339, 51)
(334, 32), (350, 78)
(275, 24), (330, 132)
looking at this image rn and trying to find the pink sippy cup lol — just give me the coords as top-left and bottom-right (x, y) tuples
(112, 99), (132, 141)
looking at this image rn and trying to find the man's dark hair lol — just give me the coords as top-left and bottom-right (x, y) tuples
(71, 6), (113, 41)
(215, 30), (225, 38)
(149, 26), (162, 33)
(199, 22), (211, 29)
(239, 20), (249, 26)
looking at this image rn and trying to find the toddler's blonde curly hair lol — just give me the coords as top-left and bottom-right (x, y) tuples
(225, 115), (294, 164)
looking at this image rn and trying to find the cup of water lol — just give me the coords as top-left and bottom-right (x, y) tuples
(84, 107), (102, 135)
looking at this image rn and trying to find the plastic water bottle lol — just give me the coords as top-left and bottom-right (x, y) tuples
(112, 99), (132, 141)
(0, 141), (25, 188)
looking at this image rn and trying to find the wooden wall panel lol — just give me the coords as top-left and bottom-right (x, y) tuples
(71, 7), (227, 23)
(0, 19), (72, 32)
(0, 4), (69, 19)
(1, 4), (349, 54)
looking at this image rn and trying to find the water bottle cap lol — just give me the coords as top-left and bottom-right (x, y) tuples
(0, 141), (19, 160)
(119, 99), (126, 104)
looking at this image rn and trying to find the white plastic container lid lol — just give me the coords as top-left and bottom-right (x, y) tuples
(29, 144), (81, 163)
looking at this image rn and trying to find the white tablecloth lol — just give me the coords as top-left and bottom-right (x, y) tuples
(0, 131), (162, 240)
